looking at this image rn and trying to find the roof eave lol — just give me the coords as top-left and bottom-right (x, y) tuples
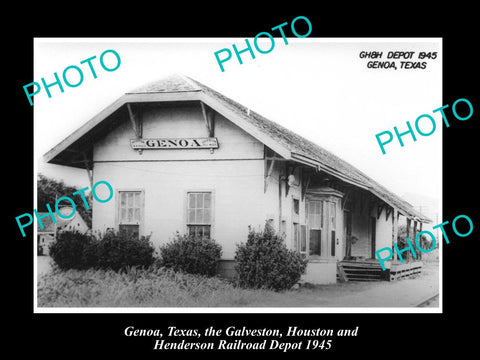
(198, 92), (292, 161)
(43, 91), (205, 166)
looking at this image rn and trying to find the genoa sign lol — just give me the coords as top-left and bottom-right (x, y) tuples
(130, 137), (219, 150)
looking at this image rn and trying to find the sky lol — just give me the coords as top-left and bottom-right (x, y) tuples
(34, 38), (442, 209)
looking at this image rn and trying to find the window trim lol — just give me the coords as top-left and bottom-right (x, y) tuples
(306, 198), (324, 258)
(184, 189), (215, 238)
(115, 188), (145, 237)
(306, 194), (342, 260)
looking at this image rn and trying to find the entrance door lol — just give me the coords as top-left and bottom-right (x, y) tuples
(369, 216), (376, 258)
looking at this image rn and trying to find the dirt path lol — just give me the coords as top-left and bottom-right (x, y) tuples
(249, 261), (440, 308)
(37, 256), (53, 278)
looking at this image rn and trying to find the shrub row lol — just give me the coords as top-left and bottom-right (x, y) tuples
(49, 223), (307, 291)
(49, 230), (155, 271)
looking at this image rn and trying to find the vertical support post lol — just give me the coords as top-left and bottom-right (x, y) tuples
(81, 151), (93, 204)
(278, 173), (282, 235)
(413, 220), (418, 260)
(392, 207), (398, 263)
(406, 218), (411, 262)
(418, 221), (423, 260)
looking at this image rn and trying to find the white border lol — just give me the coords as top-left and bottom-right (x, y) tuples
(33, 37), (442, 314)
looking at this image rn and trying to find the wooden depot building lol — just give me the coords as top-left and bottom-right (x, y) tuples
(44, 74), (431, 284)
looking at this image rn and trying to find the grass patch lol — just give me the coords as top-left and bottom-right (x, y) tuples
(37, 266), (278, 307)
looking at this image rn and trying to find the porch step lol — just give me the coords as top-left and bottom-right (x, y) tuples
(337, 261), (387, 282)
(389, 262), (422, 281)
(337, 260), (423, 282)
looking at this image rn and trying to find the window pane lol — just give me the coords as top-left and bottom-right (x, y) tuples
(134, 193), (141, 207)
(196, 209), (204, 223)
(188, 193), (196, 209)
(134, 208), (140, 222)
(127, 193), (133, 206)
(119, 224), (139, 240)
(188, 209), (196, 223)
(331, 230), (336, 256)
(330, 202), (336, 222)
(204, 208), (211, 223)
(308, 200), (323, 229)
(121, 192), (127, 207)
(203, 225), (210, 239)
(121, 208), (126, 222)
(196, 193), (204, 208)
(128, 208), (133, 222)
(319, 201), (323, 227)
(301, 225), (307, 252)
(188, 225), (211, 239)
(204, 193), (211, 208)
(293, 223), (299, 251)
(309, 229), (321, 256)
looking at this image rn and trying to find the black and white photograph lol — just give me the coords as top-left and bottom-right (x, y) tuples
(8, 9), (478, 357)
(33, 38), (442, 311)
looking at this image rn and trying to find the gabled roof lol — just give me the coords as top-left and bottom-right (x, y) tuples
(44, 74), (430, 222)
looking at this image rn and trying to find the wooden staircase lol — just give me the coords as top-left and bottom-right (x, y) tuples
(389, 261), (422, 281)
(337, 260), (423, 282)
(337, 260), (389, 282)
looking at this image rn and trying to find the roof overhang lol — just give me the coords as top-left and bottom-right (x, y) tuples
(44, 90), (294, 168)
(43, 75), (431, 224)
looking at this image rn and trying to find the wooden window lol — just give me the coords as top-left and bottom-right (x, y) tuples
(329, 201), (336, 257)
(300, 225), (307, 253)
(293, 198), (300, 215)
(118, 191), (143, 240)
(307, 200), (323, 256)
(187, 192), (212, 238)
(293, 222), (299, 251)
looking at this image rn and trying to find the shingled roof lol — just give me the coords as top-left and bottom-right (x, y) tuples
(44, 74), (430, 222)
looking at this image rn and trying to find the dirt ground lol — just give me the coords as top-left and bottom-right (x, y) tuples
(37, 255), (53, 278)
(249, 261), (440, 308)
(37, 256), (440, 309)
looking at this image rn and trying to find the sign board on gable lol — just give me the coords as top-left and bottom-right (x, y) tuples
(130, 137), (219, 150)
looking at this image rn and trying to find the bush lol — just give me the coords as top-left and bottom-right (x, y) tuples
(94, 231), (155, 271)
(397, 224), (434, 259)
(159, 233), (222, 276)
(49, 230), (155, 271)
(49, 230), (93, 270)
(235, 223), (307, 291)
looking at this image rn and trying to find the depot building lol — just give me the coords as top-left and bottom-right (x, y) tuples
(44, 74), (430, 284)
